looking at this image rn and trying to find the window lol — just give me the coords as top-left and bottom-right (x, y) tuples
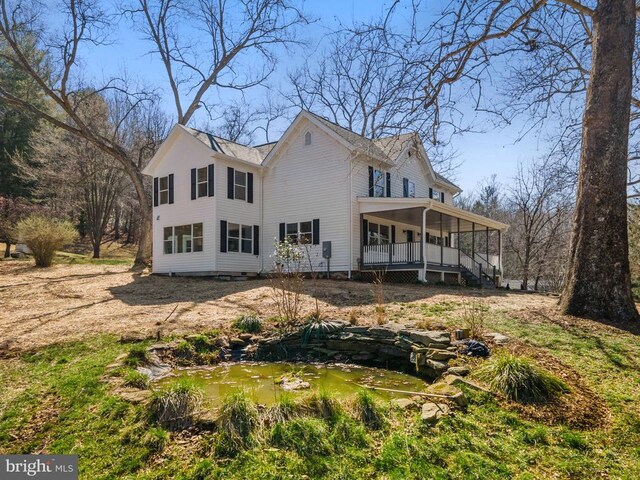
(227, 222), (253, 253)
(159, 176), (169, 205)
(228, 223), (240, 252)
(197, 167), (208, 198)
(373, 169), (385, 197)
(241, 225), (253, 253)
(234, 171), (247, 201)
(403, 179), (415, 198)
(304, 131), (312, 146)
(431, 188), (445, 202)
(163, 227), (173, 254)
(286, 221), (313, 244)
(163, 223), (203, 254)
(368, 222), (390, 245)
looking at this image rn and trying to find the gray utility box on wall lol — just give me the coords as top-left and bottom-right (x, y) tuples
(322, 241), (332, 259)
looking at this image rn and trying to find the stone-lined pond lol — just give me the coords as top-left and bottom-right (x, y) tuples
(157, 362), (429, 406)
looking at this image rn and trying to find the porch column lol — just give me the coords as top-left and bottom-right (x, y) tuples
(472, 222), (476, 260)
(440, 212), (444, 266)
(498, 229), (503, 272)
(359, 213), (364, 269)
(419, 208), (426, 282)
(486, 226), (490, 264)
(457, 217), (461, 266)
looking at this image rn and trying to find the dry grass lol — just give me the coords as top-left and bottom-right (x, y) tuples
(0, 261), (561, 352)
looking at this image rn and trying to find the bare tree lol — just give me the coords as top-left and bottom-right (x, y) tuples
(415, 0), (638, 321)
(130, 0), (309, 125)
(506, 158), (573, 291)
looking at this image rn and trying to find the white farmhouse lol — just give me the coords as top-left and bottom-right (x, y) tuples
(143, 110), (508, 286)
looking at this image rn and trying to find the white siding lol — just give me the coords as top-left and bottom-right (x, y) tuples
(215, 159), (262, 273)
(262, 119), (352, 272)
(151, 133), (217, 274)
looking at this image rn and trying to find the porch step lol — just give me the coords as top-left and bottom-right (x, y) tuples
(460, 268), (495, 289)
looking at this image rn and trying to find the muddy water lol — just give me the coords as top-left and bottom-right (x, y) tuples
(157, 362), (428, 406)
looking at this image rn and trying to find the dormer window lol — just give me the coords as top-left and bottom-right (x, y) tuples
(304, 131), (312, 146)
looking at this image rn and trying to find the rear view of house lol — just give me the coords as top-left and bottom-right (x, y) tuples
(143, 110), (508, 286)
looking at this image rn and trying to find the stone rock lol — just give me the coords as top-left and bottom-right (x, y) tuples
(406, 330), (451, 346)
(229, 337), (246, 348)
(344, 326), (371, 335)
(277, 376), (311, 391)
(239, 333), (253, 341)
(119, 389), (152, 404)
(10, 252), (26, 259)
(379, 344), (408, 358)
(483, 332), (510, 344)
(391, 398), (416, 410)
(367, 326), (398, 339)
(427, 382), (468, 408)
(214, 336), (230, 348)
(425, 359), (448, 373)
(119, 332), (149, 343)
(352, 353), (374, 362)
(447, 366), (471, 376)
(444, 375), (491, 393)
(425, 348), (457, 361)
(421, 402), (451, 424)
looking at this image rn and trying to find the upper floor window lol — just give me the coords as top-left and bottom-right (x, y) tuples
(191, 164), (214, 199)
(304, 131), (312, 146)
(430, 188), (445, 203)
(403, 178), (415, 198)
(227, 167), (254, 203)
(163, 223), (203, 254)
(369, 166), (390, 197)
(154, 174), (174, 206)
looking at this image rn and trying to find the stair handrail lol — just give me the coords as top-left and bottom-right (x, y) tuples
(473, 252), (501, 274)
(459, 250), (483, 280)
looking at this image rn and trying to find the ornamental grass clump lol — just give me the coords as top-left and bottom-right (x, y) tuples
(233, 314), (263, 333)
(215, 391), (259, 456)
(15, 214), (77, 267)
(475, 353), (569, 403)
(354, 390), (385, 430)
(149, 379), (203, 431)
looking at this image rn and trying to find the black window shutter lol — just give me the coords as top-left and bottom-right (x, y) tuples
(312, 219), (320, 245)
(227, 167), (235, 199)
(429, 187), (433, 199)
(368, 166), (374, 197)
(279, 223), (285, 242)
(190, 168), (196, 200)
(403, 178), (408, 197)
(168, 174), (174, 204)
(208, 164), (215, 197)
(391, 225), (396, 244)
(220, 220), (227, 252)
(440, 192), (445, 203)
(247, 172), (254, 203)
(386, 172), (391, 197)
(253, 225), (259, 255)
(153, 177), (159, 207)
(362, 219), (369, 246)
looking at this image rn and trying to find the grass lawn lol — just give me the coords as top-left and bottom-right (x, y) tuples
(1, 264), (639, 478)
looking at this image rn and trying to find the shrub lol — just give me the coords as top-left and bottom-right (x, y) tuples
(460, 296), (488, 339)
(141, 427), (169, 453)
(215, 391), (259, 456)
(270, 418), (332, 457)
(266, 394), (301, 424)
(354, 390), (385, 430)
(15, 214), (77, 267)
(475, 353), (569, 403)
(123, 370), (150, 389)
(302, 390), (343, 421)
(148, 379), (202, 431)
(330, 416), (369, 449)
(233, 314), (263, 333)
(124, 345), (150, 367)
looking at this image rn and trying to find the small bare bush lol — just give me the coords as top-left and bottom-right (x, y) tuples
(270, 238), (305, 324)
(460, 295), (488, 339)
(373, 270), (386, 325)
(149, 380), (202, 431)
(15, 215), (76, 267)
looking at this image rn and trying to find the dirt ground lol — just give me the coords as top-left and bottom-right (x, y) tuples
(0, 261), (561, 352)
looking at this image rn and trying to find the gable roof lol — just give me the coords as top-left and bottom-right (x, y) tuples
(182, 126), (267, 165)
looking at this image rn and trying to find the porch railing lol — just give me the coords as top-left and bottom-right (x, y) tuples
(362, 242), (421, 266)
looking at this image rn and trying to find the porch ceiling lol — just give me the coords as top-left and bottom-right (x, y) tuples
(357, 197), (509, 231)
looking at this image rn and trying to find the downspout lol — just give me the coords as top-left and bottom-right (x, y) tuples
(348, 152), (354, 279)
(260, 167), (265, 274)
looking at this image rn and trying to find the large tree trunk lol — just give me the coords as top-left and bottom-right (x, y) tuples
(124, 161), (152, 266)
(560, 0), (639, 322)
(4, 241), (11, 258)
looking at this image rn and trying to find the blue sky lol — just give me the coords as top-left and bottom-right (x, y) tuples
(82, 0), (554, 194)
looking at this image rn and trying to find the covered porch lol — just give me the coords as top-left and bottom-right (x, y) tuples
(357, 198), (508, 286)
